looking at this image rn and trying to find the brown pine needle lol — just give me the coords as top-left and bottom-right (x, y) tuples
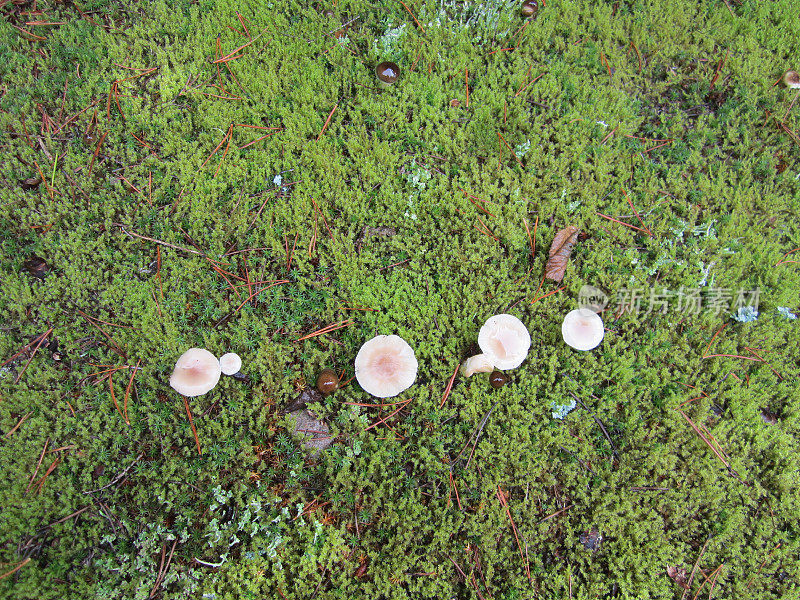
(239, 131), (279, 150)
(439, 363), (459, 408)
(600, 126), (618, 144)
(746, 544), (780, 589)
(450, 471), (462, 510)
(77, 309), (126, 357)
(515, 71), (545, 97)
(465, 68), (469, 107)
(678, 410), (743, 481)
(183, 396), (202, 455)
(531, 286), (565, 305)
(597, 212), (650, 234)
(109, 375), (123, 419)
(0, 558), (31, 581)
(213, 127), (234, 178)
(743, 347), (784, 380)
(5, 412), (32, 438)
(212, 30), (266, 63)
(14, 327), (53, 383)
(123, 359), (141, 425)
(498, 132), (524, 166)
(497, 486), (531, 582)
(681, 538), (710, 600)
(200, 125), (232, 170)
(26, 438), (49, 495)
(317, 103), (338, 141)
(297, 320), (353, 342)
(364, 399), (412, 431)
(702, 324), (728, 357)
(233, 280), (290, 314)
(621, 188), (652, 235)
(399, 0), (425, 33)
(775, 247), (800, 266)
(35, 458), (60, 494)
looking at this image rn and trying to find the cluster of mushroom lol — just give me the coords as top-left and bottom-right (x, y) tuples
(169, 349), (242, 397)
(169, 308), (604, 399)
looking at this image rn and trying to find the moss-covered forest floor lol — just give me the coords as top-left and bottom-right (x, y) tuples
(2, 0), (800, 598)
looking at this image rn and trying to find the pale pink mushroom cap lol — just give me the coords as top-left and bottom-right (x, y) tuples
(562, 309), (605, 351)
(477, 314), (531, 370)
(169, 348), (221, 397)
(219, 352), (242, 375)
(355, 335), (418, 398)
(460, 353), (495, 377)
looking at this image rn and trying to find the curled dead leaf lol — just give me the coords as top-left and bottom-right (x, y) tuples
(666, 565), (689, 590)
(545, 225), (579, 282)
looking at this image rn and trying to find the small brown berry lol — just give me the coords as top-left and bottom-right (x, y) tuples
(489, 371), (508, 388)
(316, 369), (339, 395)
(376, 61), (400, 86)
(521, 1), (538, 17)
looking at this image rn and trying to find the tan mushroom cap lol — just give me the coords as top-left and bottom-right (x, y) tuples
(169, 348), (221, 396)
(562, 309), (605, 351)
(478, 314), (531, 370)
(460, 353), (495, 377)
(784, 70), (800, 89)
(355, 335), (417, 398)
(219, 352), (242, 375)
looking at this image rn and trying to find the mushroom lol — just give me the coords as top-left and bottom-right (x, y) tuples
(478, 314), (531, 369)
(460, 353), (495, 377)
(562, 309), (605, 351)
(169, 348), (221, 396)
(219, 352), (242, 376)
(461, 314), (531, 376)
(489, 371), (508, 388)
(354, 335), (417, 398)
(784, 70), (800, 89)
(521, 1), (538, 17)
(316, 369), (339, 395)
(376, 61), (400, 88)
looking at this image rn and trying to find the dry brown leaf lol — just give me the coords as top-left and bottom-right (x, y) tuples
(666, 566), (689, 590)
(545, 225), (579, 282)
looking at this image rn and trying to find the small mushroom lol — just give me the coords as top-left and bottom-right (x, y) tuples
(169, 348), (221, 397)
(316, 369), (339, 395)
(562, 309), (605, 351)
(219, 352), (242, 376)
(355, 335), (417, 398)
(461, 314), (531, 376)
(489, 371), (508, 388)
(376, 61), (400, 88)
(477, 314), (531, 370)
(784, 70), (800, 89)
(460, 353), (495, 377)
(521, 1), (538, 17)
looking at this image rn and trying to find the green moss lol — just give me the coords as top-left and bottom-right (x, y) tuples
(1, 0), (799, 598)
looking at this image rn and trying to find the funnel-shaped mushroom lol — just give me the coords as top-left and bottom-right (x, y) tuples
(169, 348), (221, 396)
(355, 335), (417, 398)
(562, 309), (604, 351)
(219, 352), (242, 376)
(478, 314), (531, 370)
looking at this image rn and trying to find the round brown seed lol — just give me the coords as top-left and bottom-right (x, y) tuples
(489, 371), (508, 388)
(316, 369), (340, 395)
(376, 61), (400, 85)
(521, 1), (538, 17)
